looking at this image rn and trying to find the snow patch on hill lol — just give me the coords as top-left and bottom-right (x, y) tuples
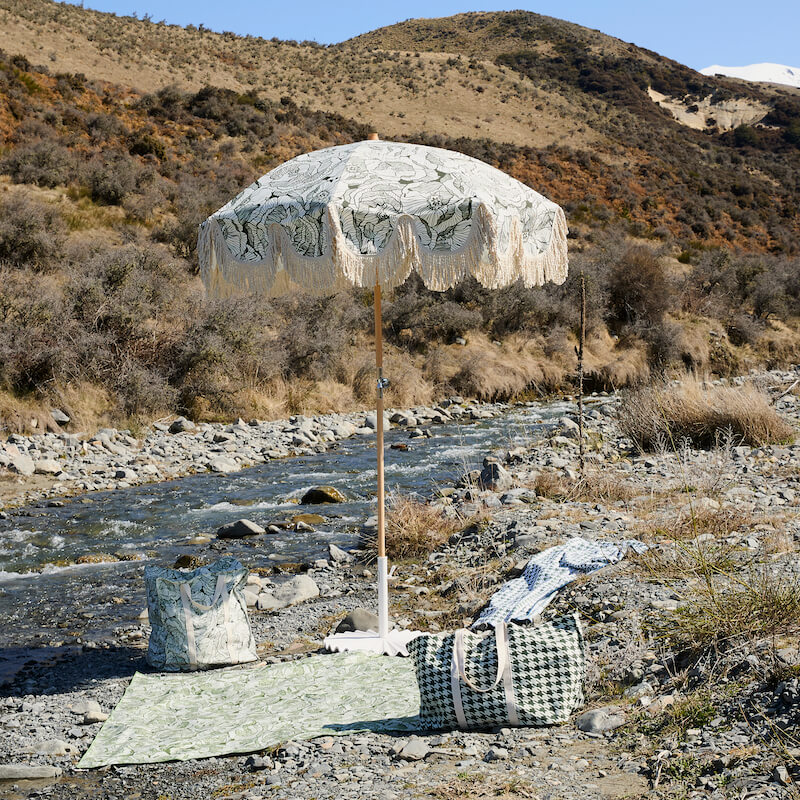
(700, 63), (800, 89)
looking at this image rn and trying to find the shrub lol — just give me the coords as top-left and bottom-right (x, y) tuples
(606, 245), (674, 329)
(85, 151), (140, 204)
(0, 193), (66, 268)
(0, 140), (77, 188)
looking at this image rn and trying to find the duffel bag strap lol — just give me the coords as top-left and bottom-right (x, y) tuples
(179, 575), (235, 669)
(450, 625), (519, 729)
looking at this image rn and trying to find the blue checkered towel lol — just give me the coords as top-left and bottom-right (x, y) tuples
(473, 538), (646, 628)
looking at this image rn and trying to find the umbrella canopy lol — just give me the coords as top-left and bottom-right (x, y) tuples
(198, 139), (568, 298)
(198, 137), (569, 655)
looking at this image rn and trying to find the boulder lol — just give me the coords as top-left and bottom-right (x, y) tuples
(34, 458), (62, 475)
(301, 486), (346, 504)
(477, 457), (513, 491)
(335, 608), (379, 633)
(292, 513), (325, 526)
(328, 543), (352, 564)
(272, 575), (320, 607)
(364, 412), (392, 431)
(9, 454), (35, 477)
(209, 457), (240, 473)
(169, 417), (196, 434)
(50, 409), (70, 425)
(257, 592), (282, 611)
(216, 519), (266, 539)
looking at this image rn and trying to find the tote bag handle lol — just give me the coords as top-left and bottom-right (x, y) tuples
(179, 574), (235, 669)
(450, 624), (519, 728)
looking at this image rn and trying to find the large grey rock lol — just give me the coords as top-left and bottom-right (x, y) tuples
(257, 592), (282, 611)
(9, 454), (35, 476)
(169, 417), (196, 434)
(272, 575), (320, 607)
(34, 458), (61, 475)
(34, 739), (74, 756)
(364, 412), (392, 431)
(301, 486), (346, 504)
(50, 409), (70, 425)
(335, 608), (379, 634)
(391, 736), (429, 761)
(209, 457), (240, 473)
(576, 706), (627, 734)
(328, 543), (353, 564)
(0, 764), (62, 780)
(478, 457), (513, 491)
(216, 519), (266, 539)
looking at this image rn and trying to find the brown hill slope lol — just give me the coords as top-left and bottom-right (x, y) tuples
(0, 6), (797, 430)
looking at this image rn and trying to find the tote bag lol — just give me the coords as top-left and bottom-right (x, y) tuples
(145, 557), (258, 671)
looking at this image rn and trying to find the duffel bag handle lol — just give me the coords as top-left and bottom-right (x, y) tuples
(450, 624), (520, 728)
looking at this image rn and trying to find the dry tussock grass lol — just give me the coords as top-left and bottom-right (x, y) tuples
(451, 334), (567, 401)
(365, 494), (480, 561)
(618, 376), (796, 451)
(531, 468), (638, 503)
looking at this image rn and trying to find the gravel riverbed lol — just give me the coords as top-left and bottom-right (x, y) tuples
(2, 369), (800, 800)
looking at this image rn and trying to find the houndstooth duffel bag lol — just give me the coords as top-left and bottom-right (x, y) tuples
(406, 614), (584, 730)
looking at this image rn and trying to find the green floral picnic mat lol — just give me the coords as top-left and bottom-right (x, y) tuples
(79, 651), (421, 767)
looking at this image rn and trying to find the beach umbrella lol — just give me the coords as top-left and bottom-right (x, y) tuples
(198, 135), (568, 655)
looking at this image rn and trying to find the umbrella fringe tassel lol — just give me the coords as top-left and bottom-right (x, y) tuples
(198, 205), (568, 298)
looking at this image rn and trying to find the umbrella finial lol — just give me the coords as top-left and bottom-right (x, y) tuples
(367, 132), (380, 141)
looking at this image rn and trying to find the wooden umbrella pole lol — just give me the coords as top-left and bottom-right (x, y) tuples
(374, 281), (389, 638)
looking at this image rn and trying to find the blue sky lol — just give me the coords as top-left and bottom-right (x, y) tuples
(66, 0), (798, 71)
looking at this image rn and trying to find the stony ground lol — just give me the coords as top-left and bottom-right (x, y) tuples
(2, 370), (800, 799)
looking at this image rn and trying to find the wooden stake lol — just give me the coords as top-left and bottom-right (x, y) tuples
(578, 271), (586, 476)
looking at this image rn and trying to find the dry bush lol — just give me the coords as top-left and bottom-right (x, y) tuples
(365, 495), (470, 561)
(0, 192), (67, 268)
(618, 377), (796, 451)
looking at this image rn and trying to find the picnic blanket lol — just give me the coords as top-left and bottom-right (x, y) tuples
(473, 537), (646, 628)
(78, 651), (420, 768)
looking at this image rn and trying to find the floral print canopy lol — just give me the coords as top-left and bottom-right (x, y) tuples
(198, 140), (568, 297)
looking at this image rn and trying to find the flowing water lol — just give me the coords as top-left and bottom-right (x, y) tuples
(0, 402), (571, 644)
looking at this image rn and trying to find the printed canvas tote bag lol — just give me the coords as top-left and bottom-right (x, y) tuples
(407, 614), (584, 730)
(145, 556), (258, 671)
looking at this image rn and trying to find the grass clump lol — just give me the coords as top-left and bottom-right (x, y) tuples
(670, 568), (800, 650)
(531, 468), (638, 503)
(618, 377), (796, 451)
(365, 494), (476, 561)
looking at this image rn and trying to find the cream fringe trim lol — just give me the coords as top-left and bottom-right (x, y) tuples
(198, 204), (568, 298)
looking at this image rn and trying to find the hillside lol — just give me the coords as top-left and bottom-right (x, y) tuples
(0, 3), (797, 431)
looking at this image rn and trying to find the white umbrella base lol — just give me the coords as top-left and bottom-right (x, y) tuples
(323, 629), (422, 658)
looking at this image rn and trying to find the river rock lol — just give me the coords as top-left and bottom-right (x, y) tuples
(328, 543), (352, 564)
(364, 412), (392, 431)
(478, 457), (513, 491)
(292, 513), (324, 526)
(34, 458), (62, 475)
(335, 608), (379, 633)
(272, 575), (319, 606)
(9, 453), (35, 476)
(391, 736), (430, 761)
(216, 519), (266, 539)
(69, 699), (102, 716)
(576, 706), (627, 734)
(34, 739), (74, 756)
(50, 408), (70, 425)
(209, 457), (239, 473)
(82, 709), (109, 724)
(0, 764), (62, 780)
(301, 486), (346, 504)
(257, 592), (282, 611)
(169, 417), (195, 434)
